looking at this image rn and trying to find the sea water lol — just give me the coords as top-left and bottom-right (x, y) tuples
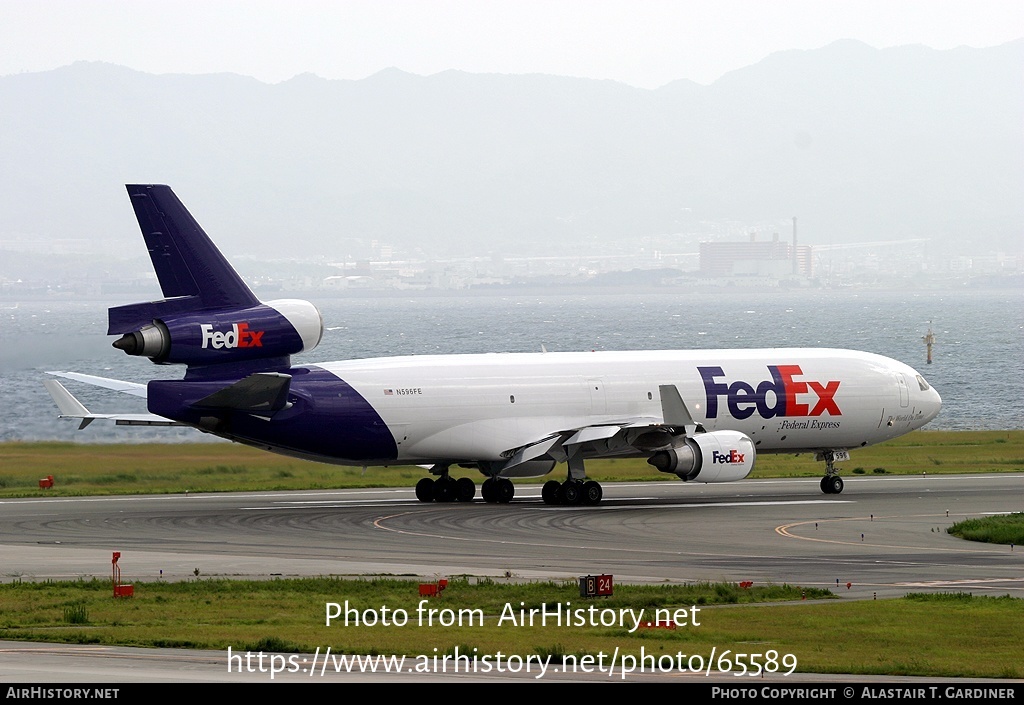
(1, 288), (1020, 442)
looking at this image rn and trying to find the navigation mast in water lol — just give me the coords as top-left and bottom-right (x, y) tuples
(922, 322), (935, 364)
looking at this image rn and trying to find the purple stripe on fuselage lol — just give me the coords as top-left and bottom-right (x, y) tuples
(270, 367), (398, 462)
(148, 366), (397, 464)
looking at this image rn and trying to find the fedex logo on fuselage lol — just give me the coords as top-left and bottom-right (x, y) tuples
(699, 365), (841, 420)
(199, 323), (264, 350)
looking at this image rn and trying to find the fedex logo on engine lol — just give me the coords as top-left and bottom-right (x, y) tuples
(699, 365), (841, 420)
(199, 323), (264, 350)
(712, 449), (745, 464)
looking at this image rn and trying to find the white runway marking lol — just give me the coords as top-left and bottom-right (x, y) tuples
(239, 498), (853, 511)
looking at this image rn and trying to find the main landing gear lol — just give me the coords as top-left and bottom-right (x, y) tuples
(541, 478), (603, 505)
(540, 450), (603, 505)
(819, 451), (844, 495)
(480, 477), (515, 503)
(415, 466), (475, 503)
(415, 452), (606, 506)
(417, 475), (603, 505)
(412, 468), (516, 504)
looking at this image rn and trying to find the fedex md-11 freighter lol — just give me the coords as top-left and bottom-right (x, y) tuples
(46, 185), (942, 505)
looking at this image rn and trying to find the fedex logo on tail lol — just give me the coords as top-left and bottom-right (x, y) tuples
(699, 365), (841, 420)
(199, 323), (264, 350)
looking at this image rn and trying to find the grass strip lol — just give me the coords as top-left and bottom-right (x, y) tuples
(948, 513), (1024, 545)
(1, 430), (1021, 498)
(0, 578), (1020, 678)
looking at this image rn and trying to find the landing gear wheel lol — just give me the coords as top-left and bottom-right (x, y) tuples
(434, 477), (456, 502)
(495, 478), (515, 504)
(456, 477), (476, 502)
(481, 478), (497, 503)
(582, 480), (603, 505)
(560, 481), (582, 505)
(415, 478), (435, 502)
(542, 480), (562, 505)
(819, 451), (843, 495)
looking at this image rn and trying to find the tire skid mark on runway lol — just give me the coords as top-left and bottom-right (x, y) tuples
(368, 509), (750, 557)
(0, 488), (414, 506)
(0, 644), (221, 664)
(241, 500), (414, 509)
(776, 515), (1011, 553)
(6, 477), (1020, 594)
(577, 499), (852, 511)
(366, 510), (898, 567)
(241, 498), (851, 511)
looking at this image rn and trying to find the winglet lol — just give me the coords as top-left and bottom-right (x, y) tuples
(43, 379), (95, 429)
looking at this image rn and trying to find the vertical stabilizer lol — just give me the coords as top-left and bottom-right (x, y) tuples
(109, 185), (261, 335)
(125, 184), (258, 309)
(108, 185), (322, 372)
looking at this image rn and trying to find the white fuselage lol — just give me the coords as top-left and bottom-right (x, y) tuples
(316, 348), (941, 464)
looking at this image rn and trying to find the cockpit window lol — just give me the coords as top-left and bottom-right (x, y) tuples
(916, 375), (931, 391)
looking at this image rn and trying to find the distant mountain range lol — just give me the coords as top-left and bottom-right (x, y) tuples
(1, 39), (1020, 261)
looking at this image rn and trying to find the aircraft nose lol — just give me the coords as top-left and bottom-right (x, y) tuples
(924, 386), (942, 424)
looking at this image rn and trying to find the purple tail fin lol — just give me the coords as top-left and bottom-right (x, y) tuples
(126, 184), (257, 308)
(109, 185), (258, 334)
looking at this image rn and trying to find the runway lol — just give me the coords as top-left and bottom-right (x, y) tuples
(2, 473), (1022, 599)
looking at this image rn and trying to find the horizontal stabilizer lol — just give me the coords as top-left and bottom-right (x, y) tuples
(43, 379), (182, 428)
(194, 372), (292, 413)
(46, 371), (148, 398)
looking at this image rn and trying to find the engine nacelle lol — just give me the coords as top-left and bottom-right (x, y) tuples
(112, 299), (323, 366)
(647, 430), (756, 483)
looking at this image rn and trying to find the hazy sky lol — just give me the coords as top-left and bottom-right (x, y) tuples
(1, 0), (1021, 88)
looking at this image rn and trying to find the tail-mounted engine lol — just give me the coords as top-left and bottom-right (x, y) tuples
(647, 430), (756, 483)
(109, 185), (325, 370)
(110, 298), (323, 367)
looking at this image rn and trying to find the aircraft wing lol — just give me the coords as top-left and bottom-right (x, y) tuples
(497, 417), (667, 476)
(496, 384), (698, 475)
(43, 379), (183, 429)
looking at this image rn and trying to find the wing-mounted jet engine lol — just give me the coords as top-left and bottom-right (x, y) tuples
(647, 430), (756, 483)
(643, 384), (755, 482)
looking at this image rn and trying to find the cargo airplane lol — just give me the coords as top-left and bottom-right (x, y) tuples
(45, 185), (942, 505)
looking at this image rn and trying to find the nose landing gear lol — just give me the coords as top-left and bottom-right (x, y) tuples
(819, 451), (844, 494)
